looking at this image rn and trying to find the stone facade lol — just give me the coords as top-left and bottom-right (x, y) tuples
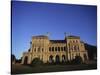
(21, 35), (88, 64)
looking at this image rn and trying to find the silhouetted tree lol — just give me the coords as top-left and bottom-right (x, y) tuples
(11, 54), (16, 64)
(85, 43), (97, 60)
(16, 57), (22, 63)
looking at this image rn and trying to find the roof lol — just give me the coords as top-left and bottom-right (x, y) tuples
(50, 40), (66, 43)
(32, 35), (48, 39)
(67, 35), (80, 39)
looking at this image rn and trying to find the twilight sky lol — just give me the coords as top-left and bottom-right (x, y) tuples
(12, 1), (97, 59)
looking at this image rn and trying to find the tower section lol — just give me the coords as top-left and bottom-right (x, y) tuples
(31, 35), (49, 63)
(65, 35), (88, 62)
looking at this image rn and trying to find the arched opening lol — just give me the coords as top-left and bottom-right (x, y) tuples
(55, 47), (57, 51)
(61, 47), (63, 51)
(58, 47), (60, 51)
(49, 47), (51, 51)
(38, 47), (40, 52)
(49, 55), (54, 63)
(52, 47), (54, 51)
(74, 56), (83, 64)
(84, 54), (87, 61)
(42, 48), (44, 52)
(64, 47), (66, 51)
(55, 55), (60, 63)
(24, 56), (28, 65)
(62, 55), (66, 63)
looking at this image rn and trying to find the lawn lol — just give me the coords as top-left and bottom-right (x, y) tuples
(11, 63), (97, 74)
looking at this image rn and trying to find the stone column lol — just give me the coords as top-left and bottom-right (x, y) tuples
(67, 44), (70, 61)
(21, 56), (24, 64)
(27, 54), (32, 64)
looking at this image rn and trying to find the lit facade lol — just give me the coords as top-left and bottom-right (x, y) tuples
(21, 35), (88, 64)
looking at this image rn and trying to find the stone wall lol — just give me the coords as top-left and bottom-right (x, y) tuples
(21, 35), (88, 64)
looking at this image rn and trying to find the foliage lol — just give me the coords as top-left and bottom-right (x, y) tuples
(71, 56), (83, 64)
(11, 54), (16, 62)
(16, 58), (22, 63)
(85, 43), (97, 60)
(31, 58), (43, 66)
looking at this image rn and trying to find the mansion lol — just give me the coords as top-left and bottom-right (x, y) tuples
(21, 35), (88, 64)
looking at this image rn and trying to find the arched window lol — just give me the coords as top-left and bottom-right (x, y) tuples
(55, 47), (57, 51)
(49, 55), (54, 63)
(42, 48), (43, 52)
(61, 47), (63, 51)
(38, 47), (40, 52)
(62, 55), (66, 62)
(58, 47), (60, 51)
(49, 47), (51, 51)
(64, 47), (66, 51)
(76, 40), (78, 43)
(52, 47), (54, 51)
(70, 41), (72, 43)
(55, 55), (60, 63)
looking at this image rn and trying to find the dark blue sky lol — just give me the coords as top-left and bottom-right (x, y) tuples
(12, 1), (97, 59)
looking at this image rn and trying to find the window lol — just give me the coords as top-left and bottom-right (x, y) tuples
(62, 55), (66, 62)
(55, 47), (57, 51)
(38, 47), (40, 52)
(49, 47), (51, 51)
(70, 41), (72, 43)
(61, 47), (63, 51)
(52, 47), (54, 51)
(64, 47), (66, 51)
(42, 48), (43, 52)
(49, 55), (54, 63)
(76, 40), (78, 43)
(58, 47), (60, 51)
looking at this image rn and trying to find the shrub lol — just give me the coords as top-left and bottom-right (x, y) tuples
(31, 58), (43, 66)
(70, 56), (83, 64)
(74, 56), (83, 64)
